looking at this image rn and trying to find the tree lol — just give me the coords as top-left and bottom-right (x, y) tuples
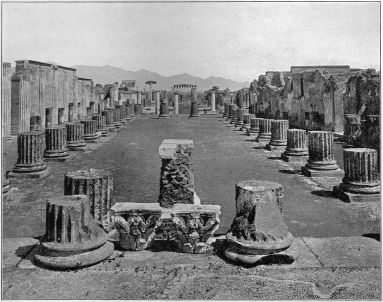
(145, 80), (157, 90)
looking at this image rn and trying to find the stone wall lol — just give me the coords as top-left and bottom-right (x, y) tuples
(2, 62), (12, 137)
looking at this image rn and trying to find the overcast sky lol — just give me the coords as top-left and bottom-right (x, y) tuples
(2, 2), (380, 82)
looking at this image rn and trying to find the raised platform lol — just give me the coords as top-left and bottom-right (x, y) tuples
(301, 166), (344, 178)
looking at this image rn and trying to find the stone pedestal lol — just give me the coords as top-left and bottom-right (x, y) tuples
(266, 120), (289, 151)
(92, 115), (108, 136)
(231, 108), (239, 125)
(333, 148), (380, 202)
(43, 125), (71, 161)
(102, 110), (115, 132)
(159, 100), (170, 118)
(225, 180), (293, 265)
(8, 131), (50, 178)
(302, 131), (343, 177)
(189, 101), (200, 118)
(34, 195), (114, 269)
(223, 103), (229, 118)
(227, 104), (235, 121)
(174, 94), (179, 115)
(256, 119), (272, 143)
(81, 120), (100, 143)
(247, 117), (261, 137)
(64, 168), (114, 223)
(112, 108), (122, 128)
(66, 122), (87, 151)
(241, 114), (251, 131)
(158, 139), (195, 208)
(235, 108), (247, 128)
(281, 129), (309, 163)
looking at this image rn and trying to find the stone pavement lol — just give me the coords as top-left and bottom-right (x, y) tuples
(1, 235), (381, 299)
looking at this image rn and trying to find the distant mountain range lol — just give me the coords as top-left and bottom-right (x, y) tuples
(71, 65), (250, 91)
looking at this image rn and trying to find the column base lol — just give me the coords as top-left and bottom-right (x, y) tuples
(333, 185), (381, 203)
(301, 165), (344, 178)
(247, 130), (259, 137)
(281, 153), (309, 163)
(240, 126), (250, 132)
(113, 122), (122, 128)
(224, 245), (294, 266)
(256, 136), (271, 144)
(8, 166), (51, 179)
(158, 114), (170, 118)
(44, 151), (72, 162)
(266, 144), (287, 151)
(34, 241), (114, 270)
(107, 126), (115, 132)
(206, 111), (217, 115)
(189, 114), (200, 118)
(84, 135), (100, 143)
(67, 141), (87, 151)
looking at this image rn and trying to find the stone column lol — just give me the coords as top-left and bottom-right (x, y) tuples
(64, 169), (114, 223)
(333, 148), (380, 202)
(231, 108), (239, 125)
(174, 94), (179, 115)
(2, 153), (11, 196)
(44, 125), (71, 161)
(236, 108), (248, 128)
(158, 139), (195, 208)
(45, 107), (53, 128)
(34, 195), (114, 269)
(302, 131), (342, 177)
(189, 100), (200, 118)
(227, 104), (235, 121)
(281, 129), (309, 162)
(66, 122), (87, 151)
(134, 104), (142, 116)
(81, 120), (99, 143)
(223, 103), (229, 118)
(8, 131), (50, 178)
(266, 120), (289, 151)
(137, 91), (142, 105)
(92, 115), (108, 136)
(68, 103), (74, 122)
(159, 99), (170, 118)
(210, 91), (216, 112)
(113, 108), (122, 128)
(154, 91), (161, 115)
(256, 119), (272, 143)
(102, 110), (115, 132)
(225, 180), (293, 265)
(241, 113), (252, 132)
(248, 117), (261, 137)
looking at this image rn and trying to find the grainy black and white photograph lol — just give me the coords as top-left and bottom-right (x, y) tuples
(1, 1), (381, 300)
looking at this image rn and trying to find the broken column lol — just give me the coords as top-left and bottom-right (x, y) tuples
(158, 139), (195, 207)
(223, 103), (229, 119)
(247, 117), (261, 137)
(227, 104), (235, 121)
(302, 131), (343, 177)
(256, 119), (272, 143)
(43, 125), (71, 161)
(92, 114), (108, 137)
(159, 99), (170, 118)
(34, 195), (114, 269)
(174, 94), (179, 115)
(8, 131), (50, 178)
(102, 110), (115, 132)
(112, 108), (122, 128)
(231, 108), (239, 125)
(81, 119), (100, 143)
(189, 87), (200, 118)
(235, 108), (246, 128)
(333, 148), (380, 202)
(66, 122), (87, 151)
(281, 129), (309, 163)
(241, 113), (252, 132)
(2, 153), (11, 196)
(206, 91), (217, 115)
(266, 120), (289, 151)
(225, 180), (293, 265)
(64, 168), (114, 223)
(134, 104), (142, 116)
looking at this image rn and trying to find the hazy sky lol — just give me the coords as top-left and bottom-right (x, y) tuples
(2, 2), (380, 82)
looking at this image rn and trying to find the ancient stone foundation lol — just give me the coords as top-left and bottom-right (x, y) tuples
(256, 119), (272, 143)
(81, 120), (100, 143)
(92, 115), (108, 136)
(266, 120), (289, 151)
(44, 125), (71, 161)
(225, 180), (293, 265)
(158, 139), (195, 208)
(8, 131), (50, 178)
(333, 148), (380, 202)
(247, 117), (261, 137)
(34, 195), (114, 269)
(66, 122), (87, 151)
(64, 168), (114, 224)
(281, 129), (309, 163)
(302, 131), (343, 177)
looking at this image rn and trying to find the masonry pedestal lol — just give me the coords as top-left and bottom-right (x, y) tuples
(266, 120), (289, 151)
(81, 120), (100, 143)
(66, 122), (87, 151)
(281, 129), (309, 163)
(44, 125), (71, 161)
(256, 119), (272, 144)
(8, 131), (50, 178)
(225, 180), (293, 265)
(301, 131), (343, 177)
(247, 117), (261, 137)
(333, 148), (380, 202)
(92, 115), (108, 136)
(34, 195), (113, 269)
(102, 110), (115, 133)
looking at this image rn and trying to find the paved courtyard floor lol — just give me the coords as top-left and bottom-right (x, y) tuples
(2, 115), (380, 238)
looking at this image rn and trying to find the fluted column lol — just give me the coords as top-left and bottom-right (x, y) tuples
(66, 122), (87, 151)
(102, 110), (115, 132)
(247, 117), (261, 137)
(174, 94), (179, 115)
(225, 180), (293, 265)
(112, 108), (122, 128)
(190, 100), (200, 118)
(34, 195), (113, 269)
(210, 91), (216, 112)
(92, 115), (108, 136)
(81, 119), (99, 143)
(68, 103), (74, 122)
(256, 119), (272, 143)
(236, 108), (248, 128)
(44, 125), (70, 161)
(302, 131), (342, 177)
(267, 120), (289, 150)
(231, 108), (239, 125)
(64, 169), (114, 223)
(241, 113), (252, 131)
(281, 129), (309, 162)
(9, 131), (49, 178)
